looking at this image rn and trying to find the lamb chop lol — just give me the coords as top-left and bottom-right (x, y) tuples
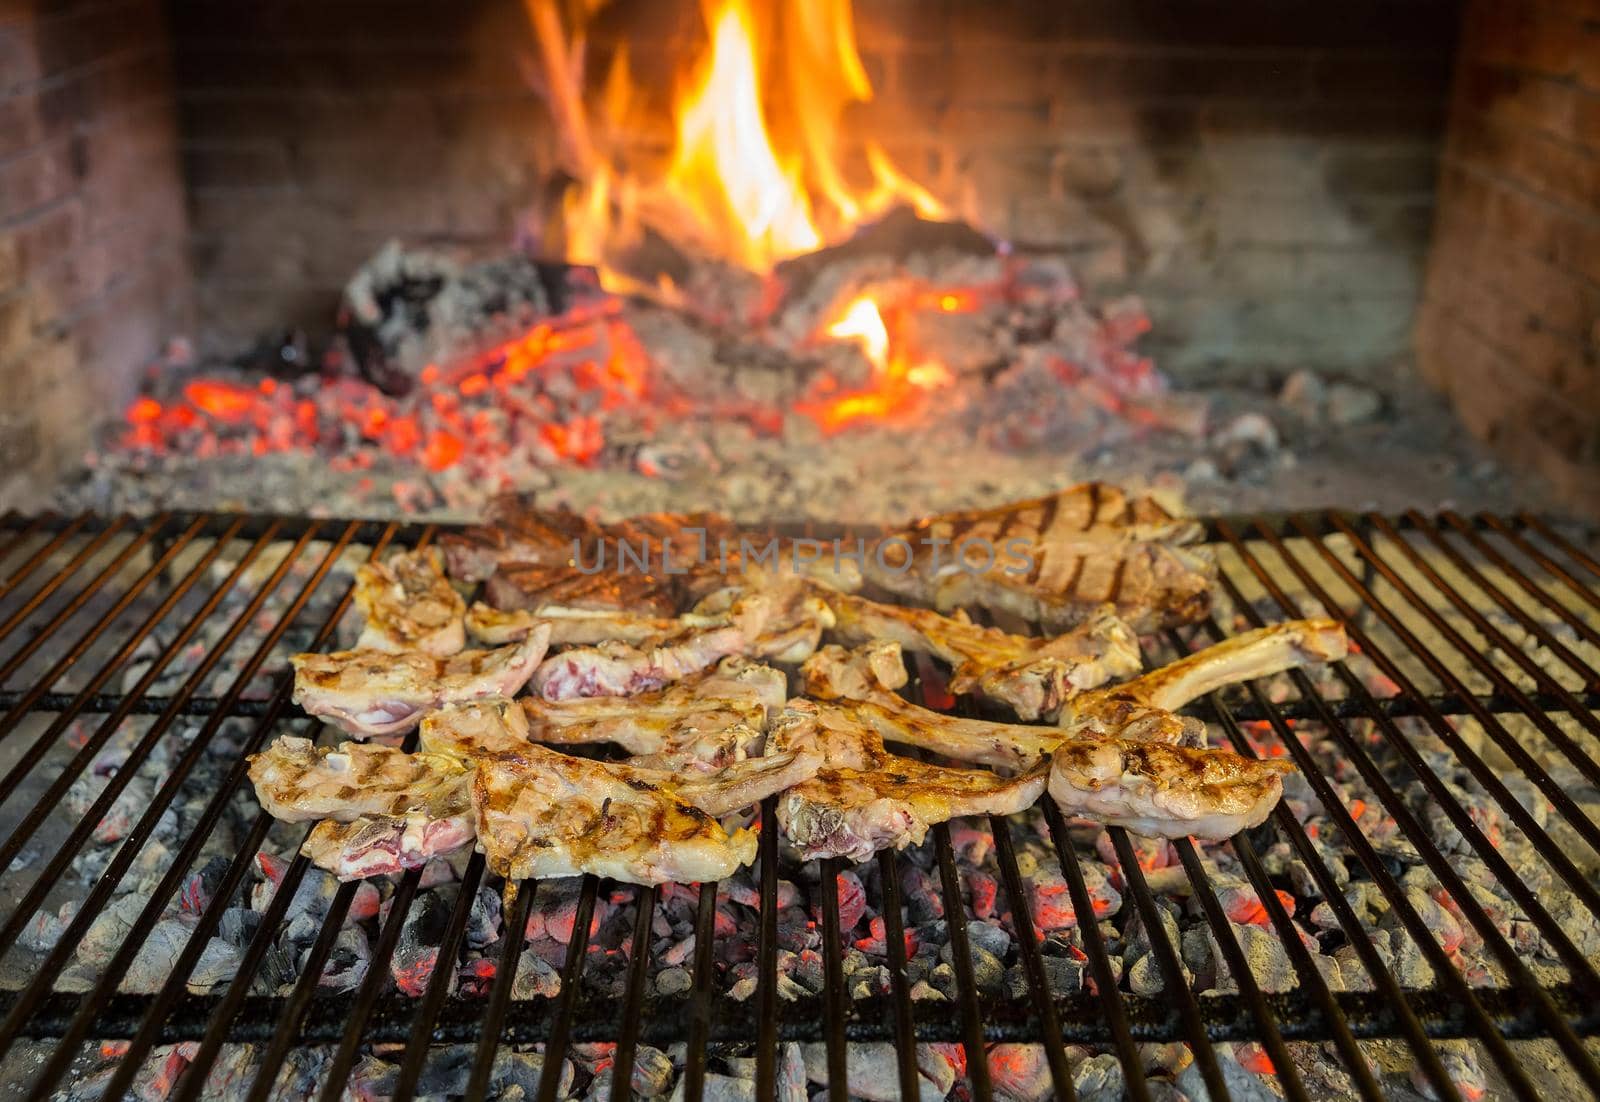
(768, 700), (1050, 862)
(529, 582), (830, 700)
(523, 656), (783, 768)
(416, 698), (538, 760)
(301, 811), (477, 879)
(801, 643), (1062, 772)
(1060, 618), (1348, 744)
(351, 547), (466, 657)
(251, 701), (529, 879)
(248, 736), (471, 822)
(863, 482), (1215, 632)
(523, 656), (786, 732)
(290, 624), (551, 739)
(438, 495), (736, 583)
(466, 601), (681, 648)
(807, 619), (1344, 760)
(825, 590), (1140, 719)
(481, 563), (680, 620)
(472, 745), (775, 884)
(794, 649), (1297, 843)
(1049, 740), (1293, 840)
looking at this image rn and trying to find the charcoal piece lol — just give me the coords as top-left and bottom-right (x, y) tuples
(1072, 1053), (1126, 1102)
(683, 1072), (758, 1102)
(1210, 923), (1297, 994)
(793, 949), (824, 992)
(513, 952), (562, 999)
(1175, 1046), (1280, 1102)
(318, 926), (371, 993)
(77, 894), (152, 969)
(18, 901), (77, 954)
(965, 919), (1011, 959)
(272, 1047), (332, 1098)
(928, 961), (958, 999)
(120, 918), (199, 994)
(585, 1042), (672, 1094)
(467, 884), (503, 949)
(392, 889), (455, 997)
(201, 1043), (259, 1099)
(1181, 925), (1215, 984)
(774, 207), (994, 299)
(337, 241), (593, 395)
(1004, 954), (1084, 999)
(989, 1043), (1052, 1101)
(1121, 903), (1181, 962)
(899, 865), (943, 924)
(656, 965), (692, 995)
(188, 934), (245, 991)
(1126, 952), (1171, 995)
(178, 855), (233, 915)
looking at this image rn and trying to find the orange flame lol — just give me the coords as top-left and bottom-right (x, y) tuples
(803, 293), (953, 431)
(536, 0), (945, 281)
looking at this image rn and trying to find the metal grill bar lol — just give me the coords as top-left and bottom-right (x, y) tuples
(0, 509), (1595, 1102)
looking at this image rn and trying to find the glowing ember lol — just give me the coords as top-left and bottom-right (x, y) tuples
(118, 303), (666, 487)
(802, 292), (955, 432)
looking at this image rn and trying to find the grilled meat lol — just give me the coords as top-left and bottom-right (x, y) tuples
(416, 698), (536, 760)
(524, 656), (783, 768)
(616, 721), (767, 773)
(523, 656), (785, 732)
(807, 621), (1345, 767)
(300, 811), (476, 879)
(466, 601), (681, 648)
(352, 548), (466, 657)
(247, 736), (471, 822)
(863, 482), (1215, 632)
(1048, 740), (1293, 840)
(482, 563), (681, 619)
(1061, 619), (1348, 744)
(472, 745), (761, 884)
(802, 643), (1063, 771)
(768, 699), (1050, 861)
(529, 583), (830, 700)
(794, 647), (1297, 844)
(438, 495), (736, 583)
(825, 591), (1140, 719)
(290, 625), (551, 739)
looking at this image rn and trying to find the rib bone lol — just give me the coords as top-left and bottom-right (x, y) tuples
(825, 591), (1140, 719)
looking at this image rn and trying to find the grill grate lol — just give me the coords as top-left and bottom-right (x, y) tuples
(0, 508), (1596, 1100)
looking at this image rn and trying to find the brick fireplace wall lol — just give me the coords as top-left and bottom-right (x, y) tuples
(1416, 0), (1600, 513)
(172, 0), (1460, 381)
(0, 0), (192, 509)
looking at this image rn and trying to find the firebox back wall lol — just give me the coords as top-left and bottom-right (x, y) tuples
(173, 0), (1459, 378)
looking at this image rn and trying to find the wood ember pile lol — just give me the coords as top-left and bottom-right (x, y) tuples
(67, 212), (1208, 521)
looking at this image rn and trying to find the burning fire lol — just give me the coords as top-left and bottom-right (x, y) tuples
(535, 0), (945, 280)
(803, 291), (958, 432)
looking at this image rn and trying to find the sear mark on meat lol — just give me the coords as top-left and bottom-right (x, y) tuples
(352, 547), (466, 657)
(472, 745), (762, 885)
(1048, 740), (1293, 841)
(247, 736), (471, 823)
(863, 481), (1216, 633)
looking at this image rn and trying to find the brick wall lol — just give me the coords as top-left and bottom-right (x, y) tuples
(171, 1), (553, 352)
(850, 1), (1460, 377)
(0, 0), (192, 510)
(1416, 0), (1600, 512)
(173, 0), (1461, 382)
